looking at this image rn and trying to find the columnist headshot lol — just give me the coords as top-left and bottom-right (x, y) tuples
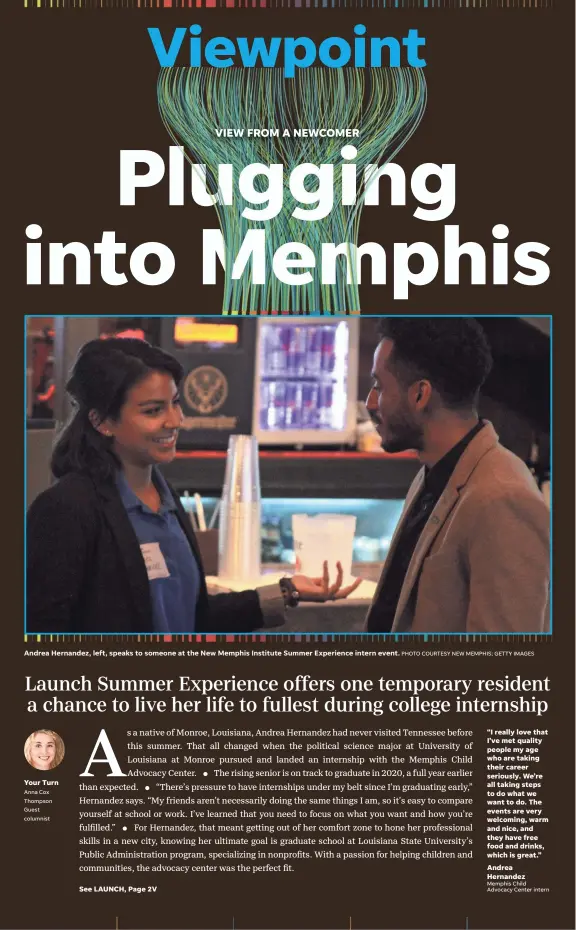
(26, 337), (358, 635)
(24, 730), (65, 771)
(364, 318), (550, 635)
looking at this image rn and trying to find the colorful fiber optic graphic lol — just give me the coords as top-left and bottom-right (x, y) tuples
(158, 67), (426, 313)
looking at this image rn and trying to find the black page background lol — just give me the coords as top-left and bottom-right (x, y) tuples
(4, 3), (575, 928)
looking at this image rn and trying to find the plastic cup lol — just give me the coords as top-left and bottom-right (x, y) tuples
(292, 513), (357, 582)
(219, 435), (261, 581)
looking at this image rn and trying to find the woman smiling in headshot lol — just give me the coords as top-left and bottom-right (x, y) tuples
(27, 338), (359, 634)
(24, 730), (65, 771)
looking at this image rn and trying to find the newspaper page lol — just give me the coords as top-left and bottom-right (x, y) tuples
(6, 1), (575, 929)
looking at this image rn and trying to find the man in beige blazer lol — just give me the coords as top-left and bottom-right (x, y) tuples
(365, 319), (550, 634)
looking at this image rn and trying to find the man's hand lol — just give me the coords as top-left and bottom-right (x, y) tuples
(291, 561), (362, 602)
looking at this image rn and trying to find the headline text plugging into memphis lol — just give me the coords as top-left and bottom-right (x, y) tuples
(24, 147), (551, 298)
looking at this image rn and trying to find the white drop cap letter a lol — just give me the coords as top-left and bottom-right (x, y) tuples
(79, 729), (128, 777)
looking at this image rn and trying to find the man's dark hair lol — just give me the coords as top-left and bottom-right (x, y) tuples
(376, 318), (493, 409)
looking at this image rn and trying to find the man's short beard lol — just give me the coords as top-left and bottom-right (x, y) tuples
(380, 422), (423, 454)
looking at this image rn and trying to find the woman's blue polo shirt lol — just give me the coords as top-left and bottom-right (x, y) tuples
(116, 469), (201, 633)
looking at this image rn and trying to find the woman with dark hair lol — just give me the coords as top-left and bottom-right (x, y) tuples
(27, 339), (360, 634)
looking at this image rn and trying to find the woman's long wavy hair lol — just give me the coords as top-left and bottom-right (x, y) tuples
(51, 338), (183, 483)
(24, 729), (65, 770)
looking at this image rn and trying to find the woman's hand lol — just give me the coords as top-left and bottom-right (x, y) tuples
(291, 561), (362, 602)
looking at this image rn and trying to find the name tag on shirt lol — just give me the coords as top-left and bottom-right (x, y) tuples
(140, 542), (170, 580)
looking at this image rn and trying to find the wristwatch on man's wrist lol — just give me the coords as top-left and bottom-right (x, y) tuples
(279, 577), (300, 608)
